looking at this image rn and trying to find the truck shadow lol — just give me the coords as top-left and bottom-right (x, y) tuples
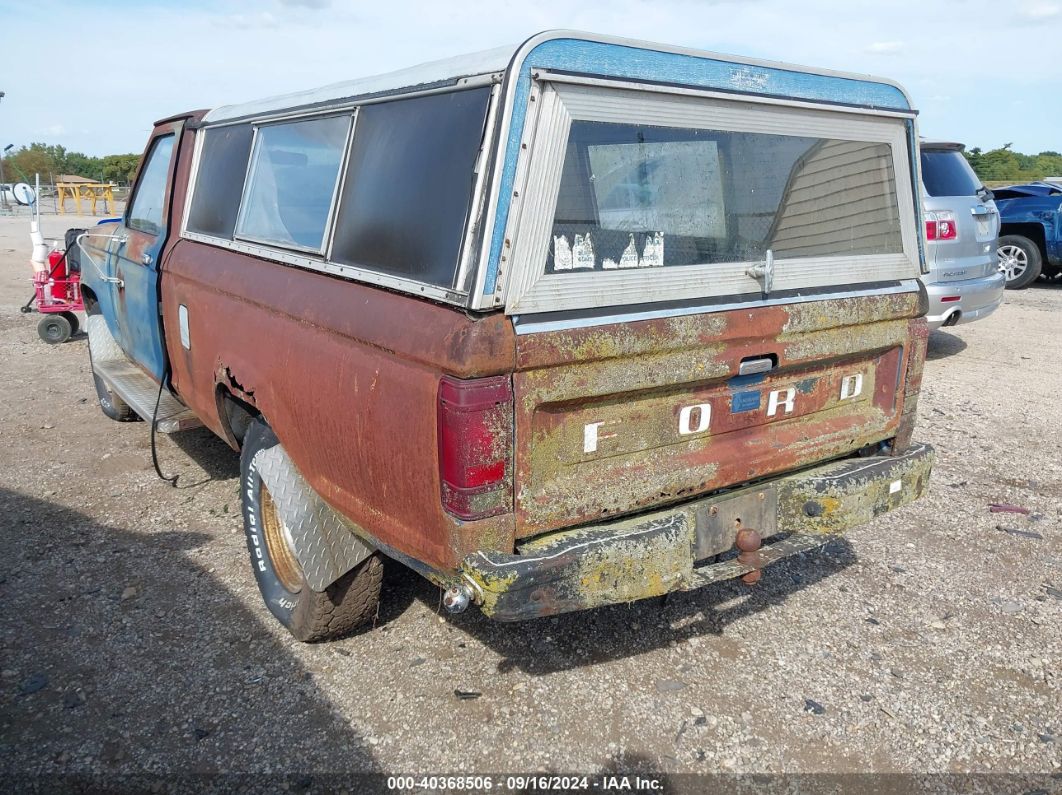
(926, 330), (968, 360)
(168, 426), (242, 483)
(0, 487), (380, 786)
(430, 538), (857, 676)
(144, 428), (420, 624)
(152, 426), (857, 674)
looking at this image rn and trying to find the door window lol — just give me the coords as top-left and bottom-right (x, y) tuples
(127, 135), (175, 236)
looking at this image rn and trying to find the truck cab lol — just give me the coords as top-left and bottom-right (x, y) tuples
(79, 31), (934, 640)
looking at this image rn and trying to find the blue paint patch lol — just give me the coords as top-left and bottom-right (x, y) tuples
(484, 37), (914, 294)
(796, 377), (819, 394)
(731, 391), (762, 413)
(727, 372), (766, 389)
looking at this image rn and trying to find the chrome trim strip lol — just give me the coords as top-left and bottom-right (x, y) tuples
(234, 112), (354, 257)
(179, 127), (205, 238)
(455, 82), (501, 294)
(324, 110), (360, 262)
(179, 230), (467, 304)
(511, 280), (921, 335)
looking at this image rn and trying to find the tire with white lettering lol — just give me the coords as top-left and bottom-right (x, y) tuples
(239, 418), (383, 642)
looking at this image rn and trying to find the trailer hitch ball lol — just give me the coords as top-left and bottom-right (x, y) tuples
(443, 583), (473, 614)
(735, 528), (763, 585)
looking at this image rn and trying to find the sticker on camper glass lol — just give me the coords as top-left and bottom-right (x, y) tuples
(602, 232), (665, 269)
(572, 233), (595, 270)
(553, 235), (574, 270)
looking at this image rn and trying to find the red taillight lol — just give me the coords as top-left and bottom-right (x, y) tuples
(941, 296), (961, 303)
(925, 212), (958, 241)
(438, 375), (513, 520)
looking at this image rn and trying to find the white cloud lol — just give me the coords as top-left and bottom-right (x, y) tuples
(1017, 1), (1060, 20)
(41, 124), (66, 136)
(865, 41), (904, 55)
(224, 11), (279, 29)
(279, 0), (331, 7)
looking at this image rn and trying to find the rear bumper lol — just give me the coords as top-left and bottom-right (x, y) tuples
(461, 443), (934, 621)
(923, 271), (1005, 329)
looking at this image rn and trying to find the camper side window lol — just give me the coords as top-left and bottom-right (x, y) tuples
(331, 87), (491, 288)
(235, 115), (351, 252)
(187, 124), (254, 239)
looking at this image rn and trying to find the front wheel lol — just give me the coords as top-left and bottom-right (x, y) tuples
(85, 313), (139, 422)
(239, 418), (383, 642)
(997, 235), (1043, 290)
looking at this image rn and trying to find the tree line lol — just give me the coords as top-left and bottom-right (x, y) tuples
(2, 139), (1059, 189)
(0, 143), (141, 185)
(961, 145), (1061, 184)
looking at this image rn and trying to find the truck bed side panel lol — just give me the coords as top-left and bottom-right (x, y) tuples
(159, 241), (517, 571)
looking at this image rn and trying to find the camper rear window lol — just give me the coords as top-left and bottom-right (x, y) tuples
(546, 121), (903, 273)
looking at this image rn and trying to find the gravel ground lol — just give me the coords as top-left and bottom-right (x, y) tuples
(0, 215), (1059, 791)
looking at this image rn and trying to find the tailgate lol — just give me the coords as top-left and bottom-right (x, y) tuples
(512, 290), (922, 536)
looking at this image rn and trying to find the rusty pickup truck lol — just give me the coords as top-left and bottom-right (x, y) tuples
(78, 31), (934, 641)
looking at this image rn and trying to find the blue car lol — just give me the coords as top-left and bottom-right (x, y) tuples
(993, 181), (1062, 289)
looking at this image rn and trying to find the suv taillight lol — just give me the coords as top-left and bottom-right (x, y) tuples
(437, 375), (513, 520)
(925, 211), (958, 241)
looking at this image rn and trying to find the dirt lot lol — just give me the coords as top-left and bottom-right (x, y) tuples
(0, 214), (1059, 790)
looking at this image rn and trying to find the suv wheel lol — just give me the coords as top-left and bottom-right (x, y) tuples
(997, 235), (1043, 290)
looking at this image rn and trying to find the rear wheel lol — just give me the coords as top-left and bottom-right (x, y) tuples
(997, 235), (1042, 290)
(37, 314), (72, 345)
(239, 418), (383, 641)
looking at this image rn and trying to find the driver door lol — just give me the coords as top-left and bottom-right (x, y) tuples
(107, 123), (182, 381)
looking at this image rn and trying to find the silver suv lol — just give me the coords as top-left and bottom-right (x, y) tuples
(919, 140), (1004, 329)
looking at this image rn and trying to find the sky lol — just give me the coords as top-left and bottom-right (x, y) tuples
(1, 0), (1059, 157)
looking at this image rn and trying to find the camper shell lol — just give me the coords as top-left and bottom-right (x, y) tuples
(79, 31), (934, 638)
